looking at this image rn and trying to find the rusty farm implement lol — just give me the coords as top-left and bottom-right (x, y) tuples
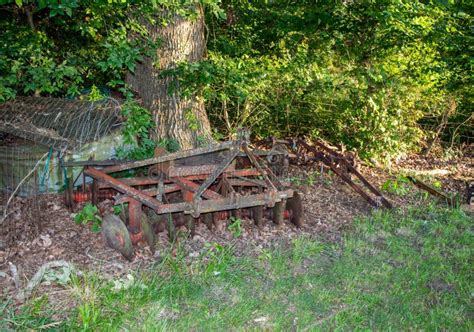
(64, 130), (393, 260)
(69, 130), (302, 260)
(260, 137), (393, 209)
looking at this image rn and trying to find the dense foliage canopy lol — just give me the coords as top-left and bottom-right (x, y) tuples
(0, 0), (472, 160)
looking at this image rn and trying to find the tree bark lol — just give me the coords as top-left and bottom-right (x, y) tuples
(126, 6), (212, 150)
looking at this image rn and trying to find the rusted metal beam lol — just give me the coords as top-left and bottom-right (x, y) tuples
(193, 147), (241, 200)
(91, 179), (99, 205)
(157, 189), (294, 215)
(97, 169), (262, 190)
(168, 164), (219, 177)
(182, 168), (261, 181)
(86, 166), (292, 215)
(108, 185), (293, 217)
(407, 176), (455, 206)
(172, 177), (223, 200)
(223, 169), (261, 178)
(319, 154), (380, 207)
(98, 177), (160, 189)
(339, 159), (392, 208)
(84, 167), (163, 211)
(305, 141), (391, 208)
(313, 140), (345, 158)
(168, 163), (236, 177)
(114, 184), (182, 204)
(228, 178), (267, 187)
(242, 145), (278, 191)
(157, 173), (165, 203)
(63, 160), (124, 167)
(102, 141), (235, 174)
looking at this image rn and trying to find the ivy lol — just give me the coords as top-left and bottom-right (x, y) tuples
(116, 100), (156, 160)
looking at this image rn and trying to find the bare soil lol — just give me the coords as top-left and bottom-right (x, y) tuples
(1, 154), (472, 305)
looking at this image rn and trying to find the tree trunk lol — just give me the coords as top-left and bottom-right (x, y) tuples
(126, 6), (212, 149)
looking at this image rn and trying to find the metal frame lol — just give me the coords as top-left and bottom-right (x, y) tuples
(261, 137), (392, 209)
(79, 130), (296, 248)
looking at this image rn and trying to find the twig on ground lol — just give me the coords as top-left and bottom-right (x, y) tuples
(8, 262), (20, 289)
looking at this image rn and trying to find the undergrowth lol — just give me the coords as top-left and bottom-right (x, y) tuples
(1, 205), (472, 331)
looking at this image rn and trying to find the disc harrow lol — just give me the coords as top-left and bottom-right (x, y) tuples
(260, 137), (392, 209)
(73, 130), (302, 260)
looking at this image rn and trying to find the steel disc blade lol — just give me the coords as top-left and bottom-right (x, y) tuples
(141, 213), (156, 254)
(252, 205), (263, 228)
(287, 191), (303, 227)
(102, 214), (134, 261)
(166, 214), (176, 242)
(203, 213), (213, 231)
(185, 214), (196, 238)
(273, 200), (285, 225)
(212, 212), (220, 229)
(232, 209), (242, 220)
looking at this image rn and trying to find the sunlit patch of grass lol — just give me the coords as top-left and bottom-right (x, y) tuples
(2, 204), (472, 330)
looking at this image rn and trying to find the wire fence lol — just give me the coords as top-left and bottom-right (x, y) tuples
(0, 143), (48, 247)
(0, 96), (123, 251)
(0, 97), (121, 150)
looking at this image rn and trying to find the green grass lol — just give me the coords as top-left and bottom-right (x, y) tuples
(2, 205), (473, 331)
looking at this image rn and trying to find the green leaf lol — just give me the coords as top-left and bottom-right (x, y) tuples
(90, 223), (101, 233)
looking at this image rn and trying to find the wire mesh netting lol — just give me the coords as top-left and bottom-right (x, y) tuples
(0, 97), (122, 150)
(0, 96), (123, 247)
(0, 143), (46, 247)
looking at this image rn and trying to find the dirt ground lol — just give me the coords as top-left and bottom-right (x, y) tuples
(0, 153), (472, 305)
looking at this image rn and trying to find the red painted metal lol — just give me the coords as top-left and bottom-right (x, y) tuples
(73, 189), (115, 203)
(114, 184), (182, 204)
(84, 167), (164, 211)
(182, 189), (194, 202)
(128, 199), (142, 232)
(98, 177), (160, 189)
(129, 231), (143, 245)
(173, 177), (222, 200)
(85, 166), (294, 215)
(75, 131), (302, 260)
(97, 169), (261, 189)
